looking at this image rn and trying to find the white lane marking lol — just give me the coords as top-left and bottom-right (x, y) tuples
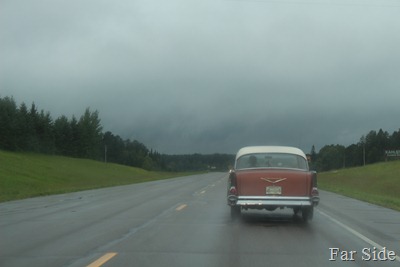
(318, 210), (400, 263)
(86, 252), (117, 267)
(176, 204), (187, 211)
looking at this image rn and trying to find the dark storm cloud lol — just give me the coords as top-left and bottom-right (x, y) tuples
(1, 0), (400, 154)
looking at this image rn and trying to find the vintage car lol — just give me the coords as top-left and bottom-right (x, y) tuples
(227, 146), (319, 221)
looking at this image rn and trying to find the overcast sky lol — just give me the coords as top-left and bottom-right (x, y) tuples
(1, 0), (400, 154)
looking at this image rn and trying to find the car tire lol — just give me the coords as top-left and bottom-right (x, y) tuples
(230, 206), (241, 220)
(302, 206), (314, 222)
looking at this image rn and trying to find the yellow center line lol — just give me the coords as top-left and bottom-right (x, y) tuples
(176, 204), (187, 211)
(86, 252), (117, 267)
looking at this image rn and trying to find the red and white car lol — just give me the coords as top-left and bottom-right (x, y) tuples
(227, 146), (319, 221)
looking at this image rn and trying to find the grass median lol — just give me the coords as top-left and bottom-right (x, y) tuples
(0, 150), (198, 203)
(318, 160), (400, 211)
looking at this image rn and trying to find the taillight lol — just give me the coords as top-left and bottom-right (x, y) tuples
(311, 187), (319, 206)
(311, 187), (319, 197)
(229, 186), (237, 195)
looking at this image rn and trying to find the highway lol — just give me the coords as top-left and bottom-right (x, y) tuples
(1, 172), (399, 267)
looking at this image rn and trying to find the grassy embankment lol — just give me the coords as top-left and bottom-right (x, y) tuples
(318, 160), (400, 211)
(1, 150), (399, 211)
(0, 150), (197, 203)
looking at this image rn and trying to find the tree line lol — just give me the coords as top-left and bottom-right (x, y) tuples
(0, 96), (234, 171)
(310, 128), (400, 172)
(1, 96), (399, 172)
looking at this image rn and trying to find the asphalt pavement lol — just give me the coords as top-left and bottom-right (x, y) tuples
(1, 172), (399, 267)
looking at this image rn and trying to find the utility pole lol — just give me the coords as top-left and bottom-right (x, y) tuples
(360, 135), (366, 166)
(104, 145), (107, 163)
(363, 144), (366, 166)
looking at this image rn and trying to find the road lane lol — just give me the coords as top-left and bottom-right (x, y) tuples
(81, 178), (400, 267)
(1, 172), (399, 267)
(0, 173), (226, 267)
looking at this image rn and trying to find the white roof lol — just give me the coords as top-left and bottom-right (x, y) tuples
(235, 146), (307, 160)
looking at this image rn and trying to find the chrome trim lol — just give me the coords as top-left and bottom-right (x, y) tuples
(235, 167), (307, 171)
(239, 196), (311, 200)
(227, 195), (238, 206)
(312, 196), (320, 206)
(236, 196), (313, 207)
(261, 177), (287, 183)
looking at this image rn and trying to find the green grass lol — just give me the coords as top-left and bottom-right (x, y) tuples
(0, 150), (197, 203)
(318, 160), (400, 211)
(3, 150), (399, 211)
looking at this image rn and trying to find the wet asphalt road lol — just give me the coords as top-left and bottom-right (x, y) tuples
(1, 172), (399, 267)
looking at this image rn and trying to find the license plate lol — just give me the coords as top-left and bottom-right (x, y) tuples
(266, 186), (282, 195)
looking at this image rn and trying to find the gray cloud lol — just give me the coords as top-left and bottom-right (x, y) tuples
(1, 0), (400, 154)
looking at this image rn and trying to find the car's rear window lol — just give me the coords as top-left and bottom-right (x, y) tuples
(235, 153), (308, 170)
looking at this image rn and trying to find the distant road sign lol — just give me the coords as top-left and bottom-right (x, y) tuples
(385, 150), (400, 157)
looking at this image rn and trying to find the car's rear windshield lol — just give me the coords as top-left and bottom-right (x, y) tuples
(236, 153), (308, 170)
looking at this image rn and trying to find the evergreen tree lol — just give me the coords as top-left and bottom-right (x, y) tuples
(69, 116), (80, 157)
(36, 110), (55, 153)
(77, 108), (103, 159)
(0, 96), (18, 150)
(15, 102), (33, 151)
(316, 144), (345, 171)
(54, 115), (72, 155)
(102, 131), (126, 164)
(344, 144), (363, 167)
(389, 129), (400, 149)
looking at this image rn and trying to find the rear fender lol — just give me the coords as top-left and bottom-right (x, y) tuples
(310, 171), (319, 205)
(227, 170), (238, 205)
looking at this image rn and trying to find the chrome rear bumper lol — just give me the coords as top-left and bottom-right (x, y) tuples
(234, 196), (314, 207)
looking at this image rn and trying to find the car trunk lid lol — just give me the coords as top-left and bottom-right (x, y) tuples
(236, 169), (310, 197)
